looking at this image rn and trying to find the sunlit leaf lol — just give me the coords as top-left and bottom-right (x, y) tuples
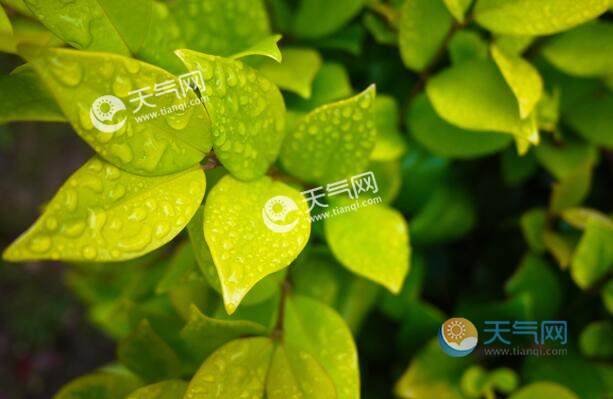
(324, 200), (410, 293)
(125, 380), (187, 399)
(21, 46), (212, 175)
(176, 49), (286, 181)
(0, 4), (11, 35)
(443, 0), (472, 22)
(281, 85), (376, 184)
(258, 47), (322, 98)
(3, 157), (205, 262)
(203, 175), (310, 313)
(232, 34), (282, 63)
(474, 0), (609, 35)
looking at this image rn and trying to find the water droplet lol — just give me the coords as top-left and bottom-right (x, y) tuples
(81, 245), (97, 260)
(49, 56), (83, 87)
(29, 235), (51, 253)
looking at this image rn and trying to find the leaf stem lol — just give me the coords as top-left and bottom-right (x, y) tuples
(271, 278), (291, 341)
(202, 151), (220, 170)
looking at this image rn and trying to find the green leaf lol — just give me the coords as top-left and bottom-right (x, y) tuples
(125, 380), (187, 399)
(395, 340), (470, 399)
(203, 175), (310, 313)
(491, 44), (543, 118)
(0, 64), (65, 123)
(520, 208), (547, 252)
(176, 49), (286, 181)
(293, 0), (365, 39)
(21, 46), (212, 175)
(501, 146), (538, 185)
(284, 295), (359, 399)
(510, 382), (579, 399)
(408, 94), (512, 158)
(258, 47), (322, 98)
(602, 280), (613, 315)
(315, 23), (365, 56)
(580, 320), (613, 359)
(505, 254), (562, 319)
(534, 140), (597, 180)
(426, 59), (538, 143)
(288, 62), (353, 111)
(543, 229), (575, 269)
(448, 30), (488, 64)
(187, 206), (222, 291)
(398, 0), (453, 71)
(369, 161), (402, 204)
(571, 217), (613, 289)
(371, 95), (408, 161)
(183, 337), (273, 399)
(550, 163), (592, 212)
(0, 16), (63, 53)
(461, 366), (519, 398)
(474, 0), (610, 35)
(232, 34), (282, 63)
(172, 0), (271, 57)
(181, 305), (266, 361)
(266, 344), (337, 399)
(3, 157), (205, 262)
(324, 200), (410, 293)
(54, 369), (143, 399)
(1, 0), (34, 17)
(281, 85), (376, 184)
(542, 20), (613, 78)
(443, 0), (472, 22)
(0, 4), (11, 35)
(118, 320), (181, 382)
(362, 13), (398, 46)
(561, 207), (611, 230)
(565, 92), (613, 148)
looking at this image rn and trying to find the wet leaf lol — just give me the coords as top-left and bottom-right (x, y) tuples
(187, 206), (222, 291)
(176, 49), (286, 181)
(203, 175), (310, 313)
(0, 64), (65, 123)
(125, 380), (187, 399)
(284, 295), (359, 399)
(266, 344), (337, 399)
(118, 320), (181, 382)
(281, 85), (376, 184)
(324, 200), (410, 293)
(232, 34), (282, 63)
(398, 0), (453, 71)
(181, 305), (266, 361)
(183, 337), (273, 399)
(408, 94), (512, 158)
(571, 217), (613, 289)
(426, 60), (538, 143)
(293, 0), (364, 39)
(491, 44), (543, 119)
(474, 0), (609, 35)
(3, 157), (205, 262)
(21, 46), (212, 176)
(258, 47), (322, 98)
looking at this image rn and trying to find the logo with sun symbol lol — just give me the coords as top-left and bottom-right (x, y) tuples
(90, 95), (127, 133)
(262, 195), (300, 233)
(439, 317), (478, 357)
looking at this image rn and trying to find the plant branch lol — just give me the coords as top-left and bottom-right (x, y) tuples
(271, 278), (291, 341)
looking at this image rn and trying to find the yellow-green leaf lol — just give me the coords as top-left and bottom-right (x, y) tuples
(176, 49), (286, 181)
(181, 304), (266, 361)
(125, 380), (187, 399)
(399, 0), (453, 71)
(509, 382), (579, 399)
(324, 200), (410, 293)
(426, 59), (538, 143)
(474, 0), (609, 35)
(258, 47), (322, 98)
(542, 21), (613, 78)
(550, 163), (592, 213)
(571, 217), (613, 289)
(284, 295), (359, 399)
(232, 34), (282, 63)
(184, 337), (273, 399)
(3, 157), (205, 262)
(203, 175), (310, 313)
(267, 344), (337, 399)
(443, 0), (472, 22)
(293, 0), (365, 39)
(280, 85), (376, 184)
(20, 46), (212, 176)
(187, 206), (222, 291)
(0, 16), (63, 54)
(491, 44), (543, 119)
(0, 4), (11, 36)
(371, 95), (408, 161)
(54, 369), (143, 399)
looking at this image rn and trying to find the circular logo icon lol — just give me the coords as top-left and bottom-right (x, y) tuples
(439, 317), (478, 357)
(262, 195), (299, 233)
(90, 95), (127, 133)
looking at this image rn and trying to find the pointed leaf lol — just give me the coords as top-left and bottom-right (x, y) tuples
(324, 201), (410, 293)
(281, 85), (376, 184)
(203, 175), (310, 313)
(284, 295), (359, 399)
(21, 46), (212, 176)
(293, 0), (365, 39)
(258, 47), (322, 98)
(491, 44), (543, 118)
(126, 380), (187, 399)
(181, 305), (266, 361)
(474, 0), (609, 35)
(176, 49), (286, 181)
(3, 157), (205, 262)
(267, 344), (337, 399)
(443, 0), (472, 22)
(398, 0), (453, 71)
(183, 337), (273, 399)
(232, 34), (282, 63)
